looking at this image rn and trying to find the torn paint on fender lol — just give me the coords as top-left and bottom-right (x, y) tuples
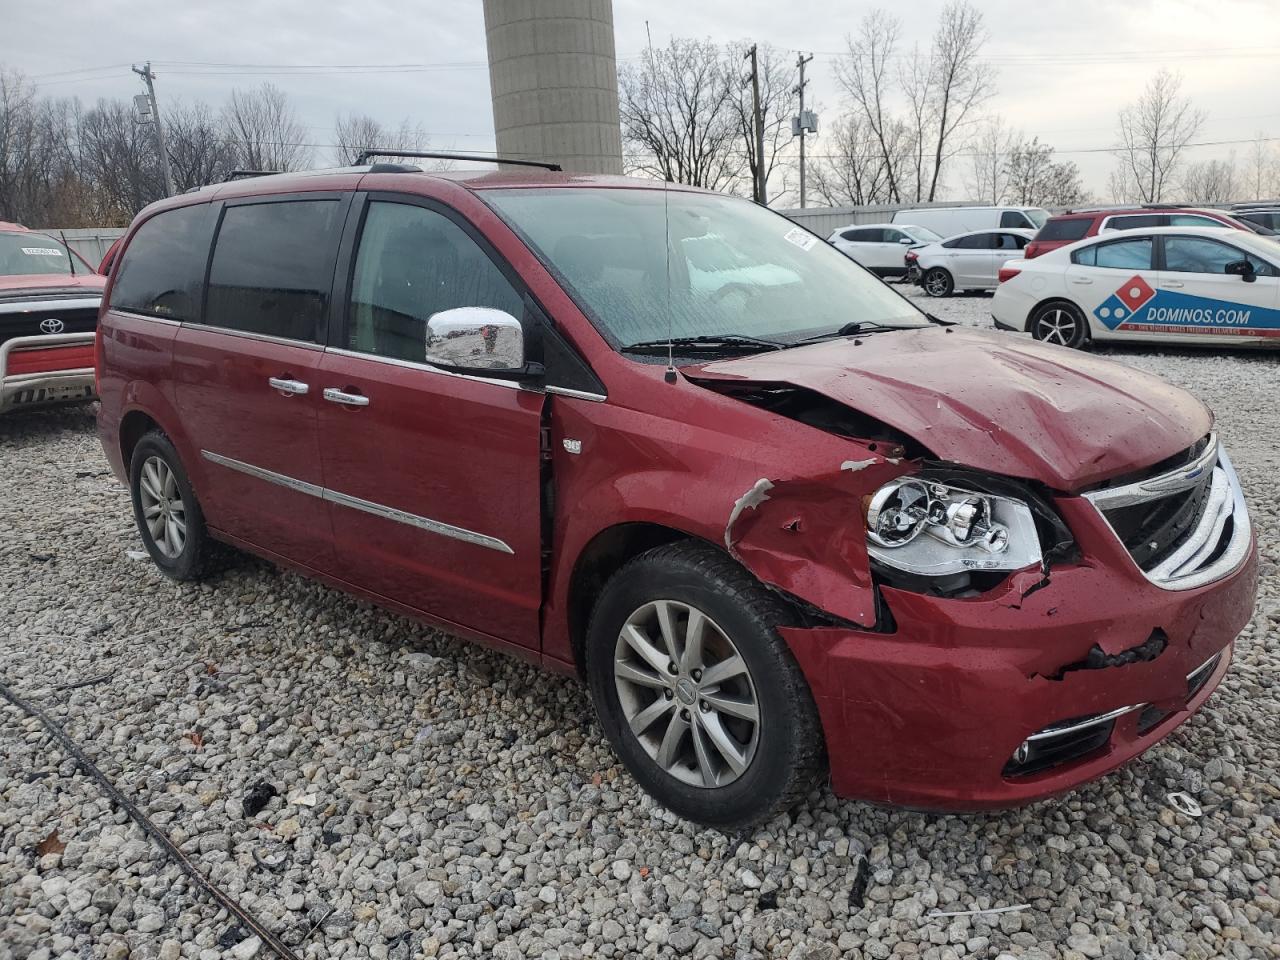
(724, 458), (916, 626)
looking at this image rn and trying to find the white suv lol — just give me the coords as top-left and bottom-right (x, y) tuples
(826, 223), (941, 278)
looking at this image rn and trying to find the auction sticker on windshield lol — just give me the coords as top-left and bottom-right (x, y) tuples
(783, 227), (818, 251)
(1094, 274), (1280, 338)
(21, 247), (64, 256)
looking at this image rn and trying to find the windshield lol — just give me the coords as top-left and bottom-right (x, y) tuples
(483, 188), (928, 349)
(0, 232), (79, 277)
(1025, 209), (1049, 229)
(901, 225), (942, 243)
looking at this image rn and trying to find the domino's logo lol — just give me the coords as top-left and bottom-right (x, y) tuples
(1094, 275), (1155, 329)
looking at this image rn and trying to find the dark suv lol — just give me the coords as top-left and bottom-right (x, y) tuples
(96, 162), (1256, 826)
(1025, 207), (1264, 259)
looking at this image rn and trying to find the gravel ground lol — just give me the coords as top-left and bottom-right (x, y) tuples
(1, 296), (1277, 960)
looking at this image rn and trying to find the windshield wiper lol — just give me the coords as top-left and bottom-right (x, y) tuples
(623, 333), (787, 354)
(791, 321), (904, 344)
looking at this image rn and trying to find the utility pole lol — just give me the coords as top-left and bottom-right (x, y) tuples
(744, 44), (766, 205)
(794, 53), (813, 208)
(132, 62), (174, 197)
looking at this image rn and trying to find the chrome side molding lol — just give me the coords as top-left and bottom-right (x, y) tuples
(200, 450), (513, 554)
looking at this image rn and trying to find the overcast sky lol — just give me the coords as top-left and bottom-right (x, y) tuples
(8, 0), (1280, 203)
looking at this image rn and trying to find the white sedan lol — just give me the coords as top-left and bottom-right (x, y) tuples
(991, 226), (1280, 349)
(910, 228), (1037, 297)
(826, 223), (941, 278)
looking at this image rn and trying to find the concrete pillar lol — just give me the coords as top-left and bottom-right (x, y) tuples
(482, 0), (624, 175)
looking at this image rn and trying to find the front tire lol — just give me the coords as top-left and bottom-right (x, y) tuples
(585, 541), (825, 829)
(1030, 300), (1088, 348)
(129, 431), (213, 581)
(922, 267), (954, 298)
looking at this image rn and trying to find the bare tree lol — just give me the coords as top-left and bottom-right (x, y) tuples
(728, 43), (798, 205)
(835, 11), (905, 202)
(221, 84), (313, 172)
(618, 37), (743, 191)
(1113, 69), (1205, 203)
(809, 114), (904, 206)
(333, 113), (431, 166)
(924, 1), (995, 200)
(1245, 134), (1278, 200)
(78, 98), (165, 224)
(1004, 137), (1087, 207)
(1181, 155), (1237, 204)
(165, 101), (238, 191)
(964, 116), (1010, 204)
(897, 44), (935, 202)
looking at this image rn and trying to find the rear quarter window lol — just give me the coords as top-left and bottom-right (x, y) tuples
(109, 204), (215, 321)
(1036, 218), (1091, 242)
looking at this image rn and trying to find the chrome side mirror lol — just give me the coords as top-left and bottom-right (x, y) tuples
(425, 307), (525, 373)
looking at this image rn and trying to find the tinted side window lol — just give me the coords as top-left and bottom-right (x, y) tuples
(996, 233), (1027, 250)
(110, 204), (214, 321)
(1164, 236), (1277, 276)
(348, 201), (523, 363)
(205, 200), (344, 342)
(956, 233), (992, 249)
(839, 229), (862, 241)
(1075, 237), (1153, 269)
(1037, 218), (1091, 242)
(1000, 211), (1031, 228)
(1107, 214), (1161, 230)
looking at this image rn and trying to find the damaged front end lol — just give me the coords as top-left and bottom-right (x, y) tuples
(694, 374), (1257, 811)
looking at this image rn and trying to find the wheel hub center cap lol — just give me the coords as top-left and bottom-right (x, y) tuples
(674, 677), (698, 705)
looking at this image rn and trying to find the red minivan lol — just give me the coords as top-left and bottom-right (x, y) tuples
(96, 163), (1258, 827)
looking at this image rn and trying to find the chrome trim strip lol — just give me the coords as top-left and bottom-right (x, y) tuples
(1025, 703), (1143, 742)
(1186, 652), (1222, 686)
(201, 450), (324, 497)
(182, 322), (325, 352)
(546, 385), (607, 403)
(199, 449), (514, 554)
(0, 297), (101, 315)
(1084, 433), (1219, 510)
(325, 347), (525, 391)
(321, 488), (514, 554)
(0, 332), (96, 380)
(110, 308), (182, 327)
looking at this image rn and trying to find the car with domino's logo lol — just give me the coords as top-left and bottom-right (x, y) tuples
(992, 225), (1280, 349)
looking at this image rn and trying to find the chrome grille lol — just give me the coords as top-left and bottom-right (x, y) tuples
(1085, 435), (1251, 591)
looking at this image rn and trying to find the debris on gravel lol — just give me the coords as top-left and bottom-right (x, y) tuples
(1, 291), (1277, 959)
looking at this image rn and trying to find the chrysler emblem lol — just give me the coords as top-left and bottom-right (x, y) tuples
(40, 318), (65, 334)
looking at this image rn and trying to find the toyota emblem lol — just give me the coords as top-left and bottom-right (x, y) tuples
(40, 317), (65, 334)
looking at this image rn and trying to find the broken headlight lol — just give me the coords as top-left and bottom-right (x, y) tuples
(865, 478), (1042, 576)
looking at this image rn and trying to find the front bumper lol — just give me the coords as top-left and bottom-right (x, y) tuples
(781, 511), (1258, 810)
(0, 333), (96, 413)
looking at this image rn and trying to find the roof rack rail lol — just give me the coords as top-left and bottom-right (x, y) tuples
(224, 169), (281, 181)
(354, 149), (562, 172)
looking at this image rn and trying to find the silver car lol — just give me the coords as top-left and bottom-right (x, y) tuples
(911, 228), (1036, 297)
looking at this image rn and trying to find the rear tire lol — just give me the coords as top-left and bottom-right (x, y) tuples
(129, 431), (214, 581)
(922, 268), (954, 298)
(1030, 300), (1088, 348)
(585, 541), (825, 829)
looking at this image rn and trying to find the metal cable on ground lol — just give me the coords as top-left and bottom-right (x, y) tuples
(0, 678), (304, 960)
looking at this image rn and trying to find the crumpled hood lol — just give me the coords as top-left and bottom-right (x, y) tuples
(688, 327), (1212, 491)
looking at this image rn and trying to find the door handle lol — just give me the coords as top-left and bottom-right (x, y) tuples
(268, 377), (309, 396)
(1162, 280), (1185, 288)
(1070, 278), (1093, 285)
(323, 387), (369, 407)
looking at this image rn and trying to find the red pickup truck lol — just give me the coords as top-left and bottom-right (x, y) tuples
(0, 222), (104, 414)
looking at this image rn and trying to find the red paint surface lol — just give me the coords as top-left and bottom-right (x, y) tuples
(95, 170), (1259, 811)
(6, 344), (94, 375)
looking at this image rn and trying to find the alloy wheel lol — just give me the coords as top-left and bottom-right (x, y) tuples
(138, 455), (187, 559)
(924, 270), (950, 297)
(613, 599), (760, 788)
(1036, 308), (1078, 345)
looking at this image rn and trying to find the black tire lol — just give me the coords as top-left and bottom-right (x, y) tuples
(585, 541), (825, 829)
(1029, 300), (1089, 348)
(922, 267), (954, 298)
(129, 431), (214, 581)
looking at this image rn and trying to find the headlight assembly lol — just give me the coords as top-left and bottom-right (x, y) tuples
(865, 477), (1042, 577)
